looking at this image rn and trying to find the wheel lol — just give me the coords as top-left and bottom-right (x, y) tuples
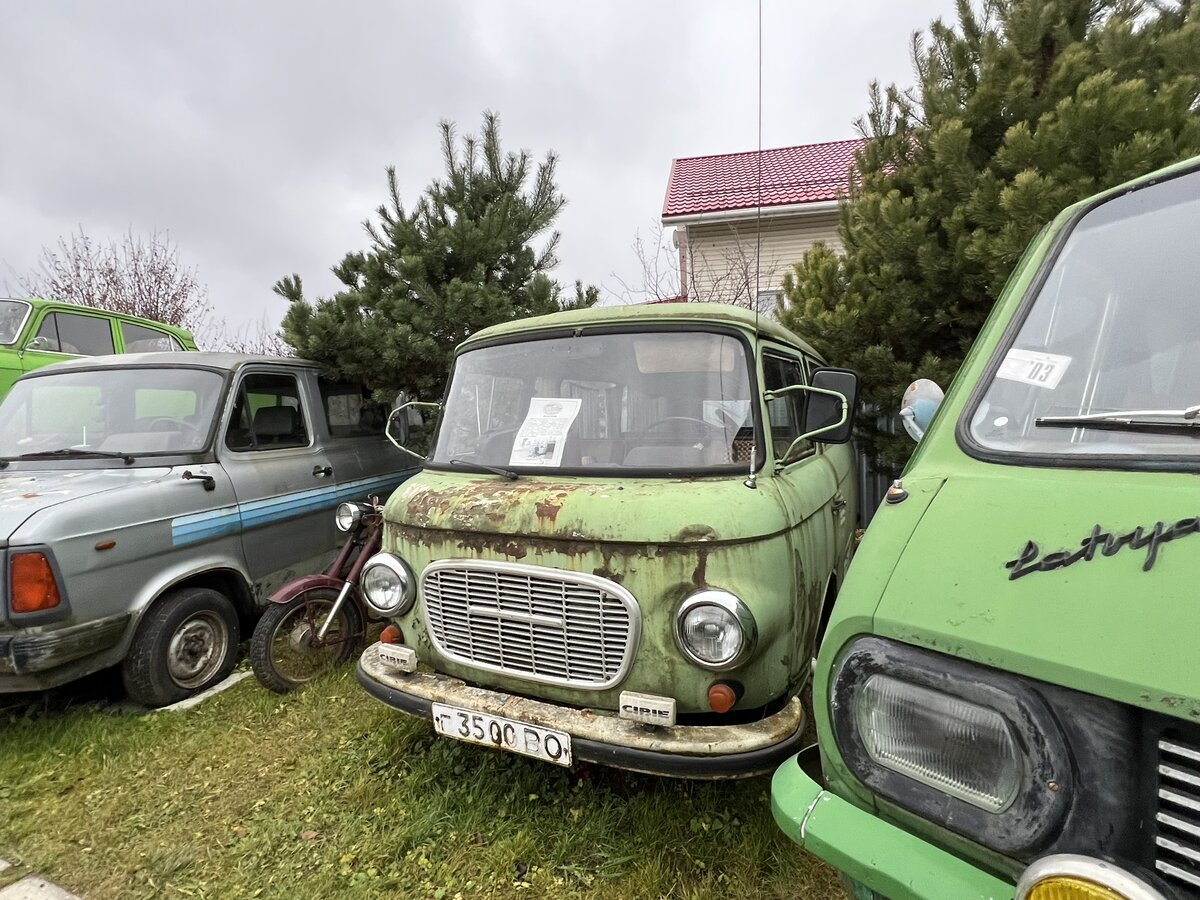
(121, 587), (241, 707)
(248, 589), (362, 693)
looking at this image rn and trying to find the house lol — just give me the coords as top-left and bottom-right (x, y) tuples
(660, 137), (866, 311)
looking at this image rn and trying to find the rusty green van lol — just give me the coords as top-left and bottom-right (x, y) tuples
(772, 158), (1200, 897)
(355, 302), (859, 777)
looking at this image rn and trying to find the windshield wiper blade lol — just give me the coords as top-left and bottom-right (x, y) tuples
(448, 458), (519, 480)
(1035, 412), (1200, 436)
(15, 448), (136, 464)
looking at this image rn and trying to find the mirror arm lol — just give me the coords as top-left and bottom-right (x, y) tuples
(386, 400), (443, 457)
(769, 384), (850, 471)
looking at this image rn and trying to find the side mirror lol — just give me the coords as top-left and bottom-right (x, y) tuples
(899, 379), (944, 442)
(24, 336), (52, 353)
(386, 406), (410, 447)
(800, 367), (859, 444)
(386, 397), (442, 458)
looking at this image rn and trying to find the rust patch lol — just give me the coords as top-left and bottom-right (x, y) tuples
(592, 566), (624, 585)
(676, 524), (719, 542)
(692, 547), (709, 587)
(21, 492), (40, 499)
(535, 499), (562, 524)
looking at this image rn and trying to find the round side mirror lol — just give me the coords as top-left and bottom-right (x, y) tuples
(899, 379), (944, 442)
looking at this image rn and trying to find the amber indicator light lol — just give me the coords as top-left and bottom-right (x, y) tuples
(708, 683), (737, 714)
(379, 624), (403, 644)
(10, 552), (62, 614)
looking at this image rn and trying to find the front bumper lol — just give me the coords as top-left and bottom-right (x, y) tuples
(770, 746), (1015, 900)
(0, 613), (130, 691)
(357, 642), (805, 779)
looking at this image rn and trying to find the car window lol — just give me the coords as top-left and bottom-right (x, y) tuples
(319, 379), (387, 436)
(35, 312), (116, 356)
(763, 353), (811, 462)
(121, 322), (179, 353)
(225, 372), (310, 451)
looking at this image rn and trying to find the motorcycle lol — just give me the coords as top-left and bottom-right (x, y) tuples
(249, 497), (384, 692)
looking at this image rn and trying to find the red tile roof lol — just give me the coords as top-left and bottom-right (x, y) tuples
(661, 137), (866, 220)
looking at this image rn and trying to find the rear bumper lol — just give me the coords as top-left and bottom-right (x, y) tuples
(357, 642), (805, 779)
(770, 746), (1015, 900)
(0, 613), (130, 690)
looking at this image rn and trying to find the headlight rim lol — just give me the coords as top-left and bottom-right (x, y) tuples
(673, 589), (757, 671)
(1015, 853), (1164, 900)
(335, 501), (368, 533)
(360, 552), (416, 616)
(829, 635), (1072, 857)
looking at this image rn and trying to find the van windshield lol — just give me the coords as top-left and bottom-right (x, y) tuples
(968, 168), (1200, 459)
(0, 367), (225, 458)
(0, 300), (32, 345)
(431, 330), (756, 473)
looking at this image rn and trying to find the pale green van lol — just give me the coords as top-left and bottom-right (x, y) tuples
(0, 297), (197, 398)
(772, 158), (1200, 898)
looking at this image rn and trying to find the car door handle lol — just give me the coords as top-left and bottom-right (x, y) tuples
(312, 465), (333, 478)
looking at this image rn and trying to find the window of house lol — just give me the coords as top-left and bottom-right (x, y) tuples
(225, 373), (309, 451)
(35, 312), (116, 356)
(763, 353), (811, 462)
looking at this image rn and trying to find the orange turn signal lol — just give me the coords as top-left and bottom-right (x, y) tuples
(11, 551), (62, 614)
(379, 624), (403, 644)
(708, 683), (737, 714)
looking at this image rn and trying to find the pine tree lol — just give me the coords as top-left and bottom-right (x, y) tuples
(780, 0), (1200, 471)
(277, 112), (598, 403)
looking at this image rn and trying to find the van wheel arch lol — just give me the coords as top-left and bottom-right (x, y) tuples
(146, 568), (258, 630)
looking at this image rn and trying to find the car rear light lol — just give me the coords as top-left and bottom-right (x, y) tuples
(11, 551), (63, 613)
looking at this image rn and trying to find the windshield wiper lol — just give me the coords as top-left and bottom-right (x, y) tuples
(1036, 407), (1200, 436)
(448, 458), (519, 480)
(13, 448), (136, 464)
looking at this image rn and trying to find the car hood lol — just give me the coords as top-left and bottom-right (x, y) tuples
(0, 467), (170, 542)
(872, 467), (1200, 719)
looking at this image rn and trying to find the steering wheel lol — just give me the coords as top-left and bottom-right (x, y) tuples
(637, 416), (720, 436)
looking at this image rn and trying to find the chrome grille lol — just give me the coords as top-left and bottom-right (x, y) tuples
(1156, 735), (1200, 893)
(421, 560), (639, 689)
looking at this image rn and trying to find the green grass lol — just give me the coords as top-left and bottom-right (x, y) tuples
(0, 669), (840, 899)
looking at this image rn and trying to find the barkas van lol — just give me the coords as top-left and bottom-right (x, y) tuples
(771, 157), (1200, 898)
(355, 302), (859, 777)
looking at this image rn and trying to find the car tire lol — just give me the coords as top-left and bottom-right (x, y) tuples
(122, 587), (241, 708)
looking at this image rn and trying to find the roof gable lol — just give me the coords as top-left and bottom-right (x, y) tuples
(661, 137), (866, 221)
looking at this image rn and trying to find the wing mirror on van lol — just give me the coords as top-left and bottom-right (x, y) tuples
(899, 379), (944, 442)
(386, 393), (441, 458)
(768, 368), (860, 465)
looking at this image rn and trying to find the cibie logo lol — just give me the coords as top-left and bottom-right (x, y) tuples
(617, 690), (677, 726)
(621, 703), (670, 720)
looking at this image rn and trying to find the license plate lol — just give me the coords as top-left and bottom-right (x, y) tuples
(431, 702), (572, 767)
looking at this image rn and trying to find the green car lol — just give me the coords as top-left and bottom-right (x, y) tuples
(0, 297), (197, 398)
(771, 158), (1200, 898)
(355, 302), (860, 777)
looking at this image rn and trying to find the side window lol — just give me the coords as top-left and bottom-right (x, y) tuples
(121, 322), (178, 353)
(225, 373), (309, 451)
(763, 353), (811, 462)
(36, 313), (116, 356)
(319, 379), (386, 436)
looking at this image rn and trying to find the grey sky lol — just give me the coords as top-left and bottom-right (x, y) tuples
(0, 1), (957, 344)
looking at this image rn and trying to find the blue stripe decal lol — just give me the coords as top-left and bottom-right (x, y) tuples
(170, 470), (413, 546)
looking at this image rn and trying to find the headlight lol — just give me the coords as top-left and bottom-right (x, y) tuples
(335, 502), (367, 532)
(360, 553), (415, 615)
(674, 590), (757, 670)
(829, 636), (1071, 856)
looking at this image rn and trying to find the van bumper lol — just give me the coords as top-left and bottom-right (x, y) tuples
(0, 614), (130, 691)
(770, 746), (1015, 900)
(357, 642), (805, 779)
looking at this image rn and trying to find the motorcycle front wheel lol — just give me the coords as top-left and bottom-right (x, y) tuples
(249, 590), (363, 693)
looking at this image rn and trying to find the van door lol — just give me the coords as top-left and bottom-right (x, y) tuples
(761, 349), (838, 656)
(315, 377), (410, 500)
(218, 368), (336, 595)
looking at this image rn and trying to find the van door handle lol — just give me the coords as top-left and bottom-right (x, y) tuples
(312, 465), (333, 478)
(832, 495), (847, 512)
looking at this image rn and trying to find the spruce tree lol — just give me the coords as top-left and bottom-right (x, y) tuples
(779, 0), (1200, 472)
(276, 112), (598, 403)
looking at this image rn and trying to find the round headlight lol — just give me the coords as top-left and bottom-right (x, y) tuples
(335, 502), (364, 532)
(360, 553), (415, 615)
(674, 590), (757, 670)
(1017, 854), (1163, 900)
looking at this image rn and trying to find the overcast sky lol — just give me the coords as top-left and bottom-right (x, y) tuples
(0, 1), (957, 345)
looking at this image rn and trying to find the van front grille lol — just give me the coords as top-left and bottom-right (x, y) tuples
(421, 560), (639, 689)
(1156, 735), (1200, 894)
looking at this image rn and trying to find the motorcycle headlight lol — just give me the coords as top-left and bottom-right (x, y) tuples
(674, 590), (757, 670)
(829, 637), (1071, 856)
(335, 502), (367, 532)
(361, 553), (415, 616)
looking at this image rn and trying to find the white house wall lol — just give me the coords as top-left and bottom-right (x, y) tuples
(684, 212), (842, 305)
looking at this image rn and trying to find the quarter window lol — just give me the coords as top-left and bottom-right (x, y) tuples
(225, 373), (309, 451)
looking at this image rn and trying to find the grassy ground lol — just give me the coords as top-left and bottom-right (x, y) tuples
(0, 667), (840, 899)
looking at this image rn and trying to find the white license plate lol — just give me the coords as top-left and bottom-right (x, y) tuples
(431, 702), (572, 767)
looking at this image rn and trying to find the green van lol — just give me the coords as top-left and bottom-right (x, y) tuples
(771, 157), (1200, 899)
(0, 298), (197, 398)
(354, 302), (860, 777)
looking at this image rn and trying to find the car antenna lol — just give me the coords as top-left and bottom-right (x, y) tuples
(745, 0), (764, 491)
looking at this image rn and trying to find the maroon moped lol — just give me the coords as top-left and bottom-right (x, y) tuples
(249, 497), (384, 692)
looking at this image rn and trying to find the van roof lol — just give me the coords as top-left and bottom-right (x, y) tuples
(463, 301), (823, 359)
(0, 297), (196, 340)
(19, 351), (317, 376)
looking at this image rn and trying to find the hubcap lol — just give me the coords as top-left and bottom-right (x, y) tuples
(167, 612), (228, 688)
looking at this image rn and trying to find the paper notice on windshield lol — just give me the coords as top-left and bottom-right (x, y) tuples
(509, 398), (582, 467)
(996, 348), (1072, 390)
